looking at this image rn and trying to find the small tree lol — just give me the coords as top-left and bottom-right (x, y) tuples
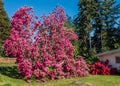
(4, 6), (89, 82)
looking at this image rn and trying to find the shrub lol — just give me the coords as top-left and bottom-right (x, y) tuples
(89, 59), (118, 75)
(4, 6), (89, 82)
(0, 46), (6, 57)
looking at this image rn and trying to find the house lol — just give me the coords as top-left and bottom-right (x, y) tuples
(95, 49), (120, 70)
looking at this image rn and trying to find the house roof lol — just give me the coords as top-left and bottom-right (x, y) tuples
(95, 48), (120, 57)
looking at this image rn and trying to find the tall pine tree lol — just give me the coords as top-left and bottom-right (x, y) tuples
(92, 0), (120, 52)
(74, 0), (120, 62)
(74, 0), (98, 59)
(0, 0), (10, 46)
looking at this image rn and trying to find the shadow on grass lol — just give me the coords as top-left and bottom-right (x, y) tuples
(0, 66), (20, 79)
(2, 83), (12, 86)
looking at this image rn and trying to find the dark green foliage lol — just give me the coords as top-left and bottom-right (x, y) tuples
(64, 15), (75, 29)
(74, 0), (98, 61)
(72, 40), (80, 59)
(92, 0), (120, 52)
(115, 26), (120, 48)
(0, 0), (10, 46)
(0, 66), (20, 79)
(74, 0), (120, 63)
(0, 0), (10, 57)
(85, 53), (99, 64)
(0, 46), (5, 57)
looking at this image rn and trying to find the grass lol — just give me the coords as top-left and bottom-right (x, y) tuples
(0, 64), (120, 86)
(0, 72), (120, 86)
(0, 63), (16, 66)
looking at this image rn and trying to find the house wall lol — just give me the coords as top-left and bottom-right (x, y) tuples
(100, 52), (120, 70)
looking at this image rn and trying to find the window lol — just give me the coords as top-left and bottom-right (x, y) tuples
(116, 56), (120, 63)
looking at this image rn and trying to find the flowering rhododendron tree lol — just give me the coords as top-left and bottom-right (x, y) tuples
(4, 6), (89, 82)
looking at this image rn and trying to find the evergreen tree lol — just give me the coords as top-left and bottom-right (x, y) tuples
(105, 0), (120, 50)
(74, 0), (120, 62)
(92, 0), (120, 52)
(0, 0), (10, 46)
(64, 15), (75, 29)
(92, 0), (106, 53)
(74, 0), (98, 59)
(115, 25), (120, 48)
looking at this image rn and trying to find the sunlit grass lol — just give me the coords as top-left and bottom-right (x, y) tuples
(0, 73), (120, 86)
(0, 63), (120, 86)
(0, 63), (16, 66)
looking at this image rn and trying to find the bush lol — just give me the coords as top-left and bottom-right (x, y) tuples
(4, 6), (89, 82)
(89, 59), (118, 75)
(85, 53), (99, 64)
(0, 46), (6, 57)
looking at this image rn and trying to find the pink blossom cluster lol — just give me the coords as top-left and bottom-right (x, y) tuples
(4, 6), (89, 82)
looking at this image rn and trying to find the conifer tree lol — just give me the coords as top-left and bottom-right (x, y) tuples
(92, 0), (120, 52)
(74, 0), (98, 59)
(75, 0), (120, 62)
(0, 0), (10, 46)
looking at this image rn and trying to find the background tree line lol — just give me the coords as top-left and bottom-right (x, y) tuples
(73, 0), (120, 62)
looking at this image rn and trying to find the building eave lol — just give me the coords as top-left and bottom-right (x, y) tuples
(95, 49), (120, 57)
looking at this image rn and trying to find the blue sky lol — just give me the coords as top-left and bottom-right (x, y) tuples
(3, 0), (79, 18)
(3, 0), (120, 18)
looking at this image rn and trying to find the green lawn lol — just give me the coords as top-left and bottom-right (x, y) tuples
(0, 64), (120, 86)
(0, 63), (16, 66)
(0, 73), (120, 86)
